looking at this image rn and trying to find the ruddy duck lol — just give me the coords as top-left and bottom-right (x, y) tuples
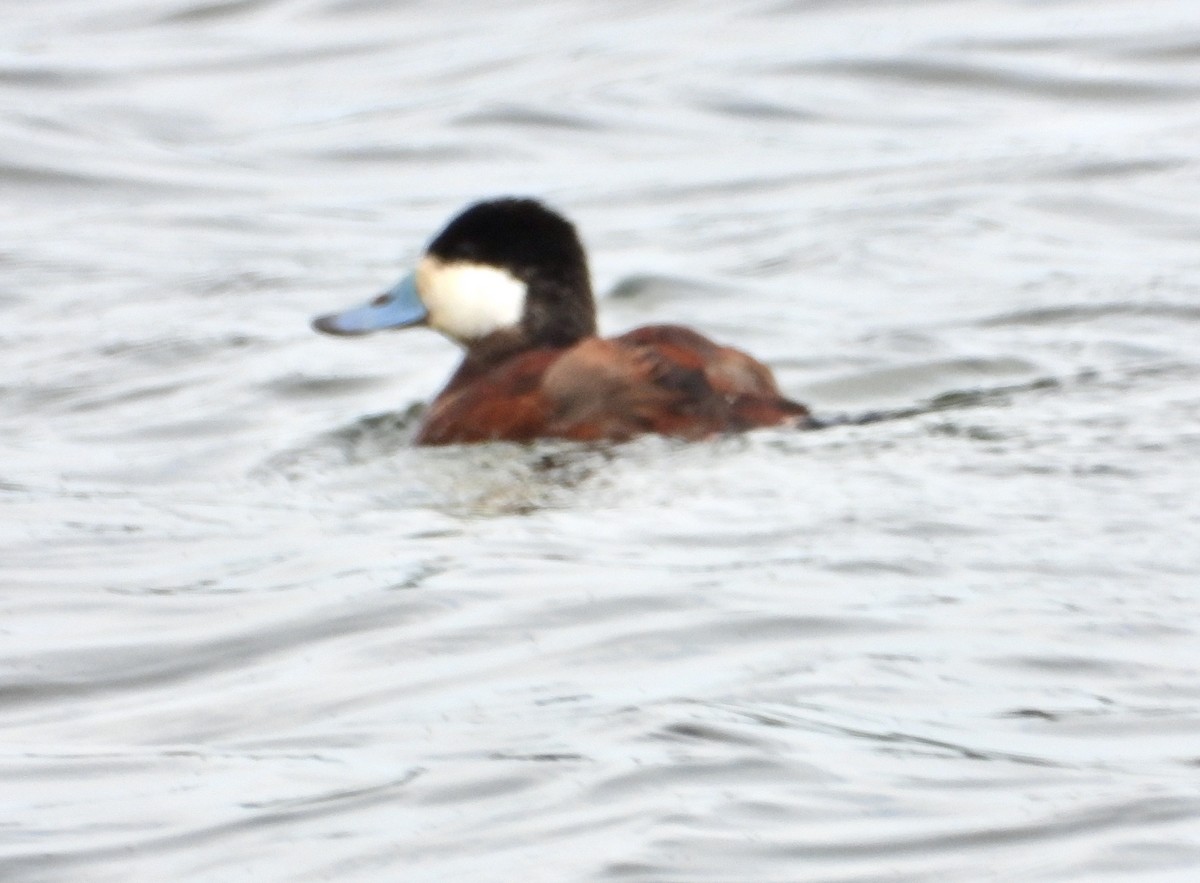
(313, 198), (810, 445)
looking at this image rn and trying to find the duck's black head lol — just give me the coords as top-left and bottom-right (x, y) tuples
(312, 198), (597, 351)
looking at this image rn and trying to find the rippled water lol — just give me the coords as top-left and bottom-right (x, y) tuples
(4, 1), (1200, 880)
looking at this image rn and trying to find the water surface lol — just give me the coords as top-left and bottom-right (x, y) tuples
(3, 1), (1200, 880)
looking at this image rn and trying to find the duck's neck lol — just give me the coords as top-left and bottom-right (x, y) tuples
(441, 329), (582, 393)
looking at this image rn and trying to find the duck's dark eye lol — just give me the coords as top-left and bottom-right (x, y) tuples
(371, 293), (391, 307)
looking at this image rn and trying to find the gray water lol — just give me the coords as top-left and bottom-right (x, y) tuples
(4, 1), (1200, 880)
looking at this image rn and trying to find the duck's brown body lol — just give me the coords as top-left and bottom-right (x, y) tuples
(416, 324), (809, 445)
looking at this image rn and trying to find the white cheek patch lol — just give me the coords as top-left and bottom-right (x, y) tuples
(417, 257), (527, 342)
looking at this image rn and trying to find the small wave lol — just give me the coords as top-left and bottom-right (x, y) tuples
(606, 273), (729, 303)
(792, 56), (1197, 102)
(262, 407), (424, 477)
(694, 94), (819, 123)
(156, 0), (279, 25)
(801, 356), (1041, 405)
(453, 105), (605, 132)
(978, 302), (1200, 327)
(310, 143), (497, 164)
